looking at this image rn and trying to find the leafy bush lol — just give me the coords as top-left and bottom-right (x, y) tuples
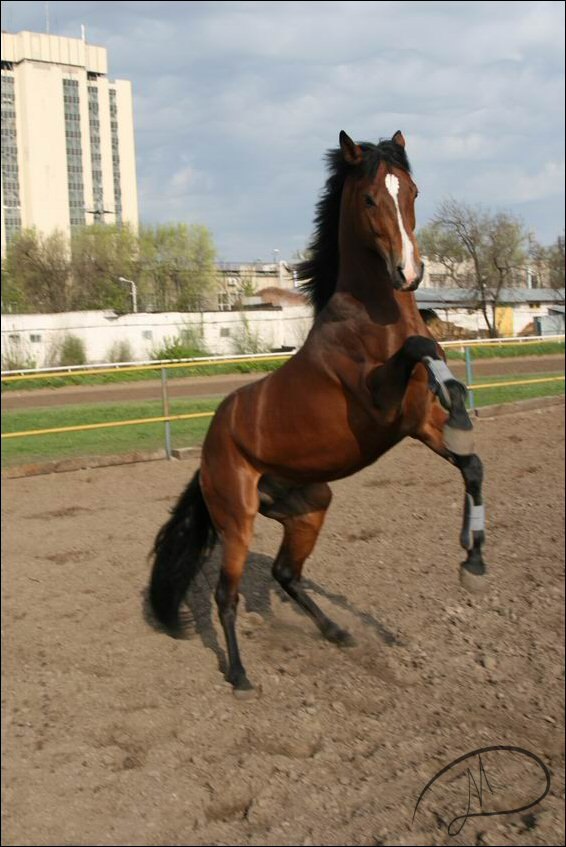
(1, 338), (36, 371)
(150, 326), (209, 360)
(231, 316), (269, 354)
(107, 340), (134, 363)
(55, 334), (87, 366)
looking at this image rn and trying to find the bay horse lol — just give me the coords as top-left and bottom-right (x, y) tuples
(149, 130), (487, 694)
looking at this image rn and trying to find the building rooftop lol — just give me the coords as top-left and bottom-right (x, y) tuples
(1, 30), (107, 74)
(415, 288), (565, 309)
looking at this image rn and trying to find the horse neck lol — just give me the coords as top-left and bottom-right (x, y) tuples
(333, 180), (424, 344)
(335, 241), (426, 356)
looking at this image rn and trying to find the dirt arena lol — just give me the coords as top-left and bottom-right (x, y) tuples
(2, 404), (564, 846)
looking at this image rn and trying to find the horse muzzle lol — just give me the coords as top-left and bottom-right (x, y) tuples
(392, 261), (425, 292)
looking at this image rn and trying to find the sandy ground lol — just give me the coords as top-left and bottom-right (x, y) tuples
(3, 355), (564, 410)
(1, 405), (564, 846)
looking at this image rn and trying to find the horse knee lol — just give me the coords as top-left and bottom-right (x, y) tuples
(272, 557), (295, 588)
(403, 335), (438, 364)
(307, 482), (332, 512)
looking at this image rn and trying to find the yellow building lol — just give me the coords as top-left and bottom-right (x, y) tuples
(1, 30), (138, 249)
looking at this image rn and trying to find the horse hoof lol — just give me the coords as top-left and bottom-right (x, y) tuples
(338, 631), (357, 648)
(459, 563), (489, 594)
(443, 425), (475, 456)
(324, 624), (356, 647)
(229, 672), (257, 699)
(233, 684), (259, 701)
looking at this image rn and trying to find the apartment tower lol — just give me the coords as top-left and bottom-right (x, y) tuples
(1, 29), (138, 248)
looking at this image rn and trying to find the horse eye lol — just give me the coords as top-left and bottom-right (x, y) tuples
(364, 194), (376, 208)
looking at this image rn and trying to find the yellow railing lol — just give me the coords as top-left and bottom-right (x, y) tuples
(0, 411), (215, 440)
(2, 375), (564, 441)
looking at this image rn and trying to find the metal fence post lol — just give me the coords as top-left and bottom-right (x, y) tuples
(465, 346), (475, 412)
(160, 367), (172, 459)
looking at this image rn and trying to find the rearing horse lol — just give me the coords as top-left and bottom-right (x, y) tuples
(149, 130), (487, 694)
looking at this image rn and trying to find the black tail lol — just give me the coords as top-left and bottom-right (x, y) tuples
(149, 470), (217, 632)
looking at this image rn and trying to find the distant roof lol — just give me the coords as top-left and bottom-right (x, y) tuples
(416, 288), (565, 309)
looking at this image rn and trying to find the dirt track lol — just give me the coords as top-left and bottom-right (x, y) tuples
(3, 355), (564, 410)
(2, 405), (564, 846)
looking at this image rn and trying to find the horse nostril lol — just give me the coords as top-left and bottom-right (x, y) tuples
(394, 265), (420, 291)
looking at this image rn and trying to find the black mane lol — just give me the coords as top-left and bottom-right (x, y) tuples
(297, 139), (411, 314)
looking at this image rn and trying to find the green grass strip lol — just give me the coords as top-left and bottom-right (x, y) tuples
(2, 372), (563, 467)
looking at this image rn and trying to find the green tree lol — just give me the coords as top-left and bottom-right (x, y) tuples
(2, 220), (220, 315)
(138, 223), (218, 312)
(2, 228), (71, 313)
(419, 200), (528, 337)
(69, 223), (138, 311)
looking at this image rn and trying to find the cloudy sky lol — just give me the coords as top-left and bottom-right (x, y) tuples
(4, 0), (565, 261)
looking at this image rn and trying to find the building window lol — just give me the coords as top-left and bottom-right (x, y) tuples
(220, 327), (231, 337)
(30, 334), (42, 343)
(87, 85), (105, 221)
(142, 330), (153, 340)
(1, 73), (22, 244)
(8, 334), (20, 343)
(109, 89), (122, 225)
(63, 78), (85, 228)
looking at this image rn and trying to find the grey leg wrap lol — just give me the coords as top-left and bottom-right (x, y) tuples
(461, 493), (486, 551)
(455, 456), (488, 592)
(423, 356), (475, 455)
(422, 356), (468, 410)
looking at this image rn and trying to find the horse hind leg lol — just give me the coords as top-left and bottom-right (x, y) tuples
(200, 456), (260, 695)
(260, 480), (355, 646)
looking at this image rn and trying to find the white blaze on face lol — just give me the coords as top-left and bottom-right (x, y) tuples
(384, 173), (417, 284)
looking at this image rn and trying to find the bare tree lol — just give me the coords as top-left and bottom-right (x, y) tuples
(529, 233), (565, 302)
(419, 199), (528, 337)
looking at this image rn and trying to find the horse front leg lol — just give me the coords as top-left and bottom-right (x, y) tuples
(368, 335), (474, 455)
(417, 404), (488, 593)
(369, 336), (487, 591)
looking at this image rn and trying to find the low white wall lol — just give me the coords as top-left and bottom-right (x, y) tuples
(1, 307), (314, 368)
(1, 300), (559, 370)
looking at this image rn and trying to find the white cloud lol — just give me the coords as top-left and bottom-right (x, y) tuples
(5, 0), (565, 256)
(468, 160), (566, 204)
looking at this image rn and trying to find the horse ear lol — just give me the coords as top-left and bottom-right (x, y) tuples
(392, 130), (406, 148)
(339, 130), (363, 165)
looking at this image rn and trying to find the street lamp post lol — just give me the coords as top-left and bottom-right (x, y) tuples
(118, 277), (138, 313)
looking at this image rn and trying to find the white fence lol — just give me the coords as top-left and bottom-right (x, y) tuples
(2, 334), (564, 379)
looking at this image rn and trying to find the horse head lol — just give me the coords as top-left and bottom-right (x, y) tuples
(339, 130), (425, 292)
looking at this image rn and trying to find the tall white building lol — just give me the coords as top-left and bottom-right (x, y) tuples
(1, 30), (138, 248)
